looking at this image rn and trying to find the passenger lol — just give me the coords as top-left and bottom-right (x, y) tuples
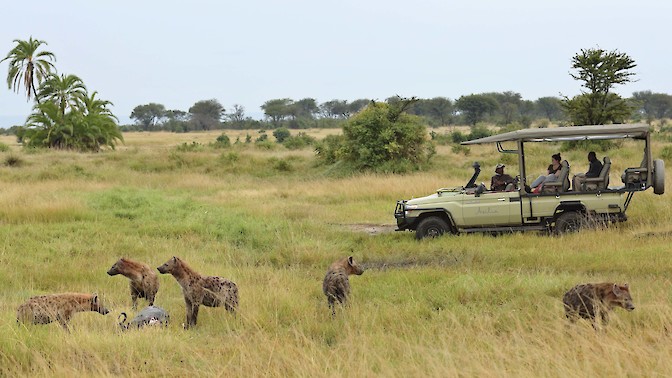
(490, 163), (514, 191)
(572, 151), (603, 191)
(527, 153), (562, 193)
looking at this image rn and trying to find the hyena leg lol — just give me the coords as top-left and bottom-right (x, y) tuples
(131, 291), (139, 310)
(191, 304), (200, 327)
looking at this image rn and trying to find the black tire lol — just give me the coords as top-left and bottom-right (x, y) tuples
(415, 216), (450, 240)
(554, 211), (582, 235)
(653, 159), (665, 195)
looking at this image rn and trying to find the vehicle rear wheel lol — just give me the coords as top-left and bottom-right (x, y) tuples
(554, 211), (582, 235)
(653, 159), (665, 195)
(415, 216), (450, 240)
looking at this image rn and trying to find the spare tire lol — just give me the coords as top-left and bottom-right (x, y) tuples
(653, 159), (665, 195)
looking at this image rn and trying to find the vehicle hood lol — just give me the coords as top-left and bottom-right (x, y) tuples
(406, 189), (463, 205)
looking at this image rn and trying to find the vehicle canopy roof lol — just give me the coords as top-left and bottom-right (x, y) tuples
(461, 123), (650, 145)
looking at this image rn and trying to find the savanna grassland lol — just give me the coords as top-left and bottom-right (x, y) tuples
(0, 128), (671, 377)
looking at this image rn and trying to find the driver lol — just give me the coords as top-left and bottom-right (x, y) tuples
(490, 163), (514, 191)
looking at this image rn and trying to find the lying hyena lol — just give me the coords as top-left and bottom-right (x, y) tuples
(323, 256), (364, 315)
(107, 258), (159, 309)
(17, 293), (110, 331)
(157, 256), (238, 329)
(563, 282), (635, 327)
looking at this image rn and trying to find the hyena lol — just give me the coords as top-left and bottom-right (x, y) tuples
(157, 256), (238, 329)
(563, 282), (635, 327)
(322, 256), (365, 315)
(17, 293), (110, 331)
(107, 258), (159, 309)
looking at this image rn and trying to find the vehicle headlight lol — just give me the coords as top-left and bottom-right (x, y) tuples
(405, 204), (418, 210)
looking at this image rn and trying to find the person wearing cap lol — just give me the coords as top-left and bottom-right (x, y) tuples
(490, 163), (514, 191)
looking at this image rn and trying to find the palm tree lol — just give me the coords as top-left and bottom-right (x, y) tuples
(37, 73), (87, 116)
(1, 37), (56, 102)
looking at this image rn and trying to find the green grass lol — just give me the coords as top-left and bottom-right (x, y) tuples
(0, 130), (671, 376)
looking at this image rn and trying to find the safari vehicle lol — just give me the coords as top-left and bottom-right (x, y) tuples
(394, 124), (665, 239)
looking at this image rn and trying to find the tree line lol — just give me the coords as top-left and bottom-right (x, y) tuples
(125, 90), (672, 133)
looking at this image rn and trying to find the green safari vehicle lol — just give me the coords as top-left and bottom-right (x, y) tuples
(394, 124), (665, 239)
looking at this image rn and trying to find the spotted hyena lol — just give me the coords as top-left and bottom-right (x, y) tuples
(107, 258), (159, 309)
(323, 256), (365, 315)
(157, 256), (238, 329)
(563, 282), (635, 327)
(17, 293), (110, 331)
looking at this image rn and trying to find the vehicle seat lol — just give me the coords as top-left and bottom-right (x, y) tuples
(582, 157), (611, 191)
(541, 160), (570, 193)
(621, 153), (648, 188)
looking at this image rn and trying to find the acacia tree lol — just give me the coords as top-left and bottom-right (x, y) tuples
(562, 48), (636, 125)
(130, 103), (167, 130)
(1, 37), (56, 102)
(455, 94), (499, 125)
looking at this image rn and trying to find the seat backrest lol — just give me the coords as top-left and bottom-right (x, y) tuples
(558, 160), (571, 191)
(599, 157), (611, 188)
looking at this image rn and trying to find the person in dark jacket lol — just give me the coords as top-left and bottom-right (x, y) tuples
(572, 151), (603, 190)
(490, 163), (514, 191)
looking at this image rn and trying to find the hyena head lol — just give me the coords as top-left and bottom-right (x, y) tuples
(106, 258), (125, 276)
(610, 283), (635, 311)
(157, 256), (179, 274)
(346, 256), (365, 276)
(91, 294), (110, 315)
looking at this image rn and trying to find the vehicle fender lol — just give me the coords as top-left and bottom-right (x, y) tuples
(417, 209), (457, 232)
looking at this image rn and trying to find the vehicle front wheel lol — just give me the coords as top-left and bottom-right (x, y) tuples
(415, 216), (450, 240)
(554, 211), (582, 235)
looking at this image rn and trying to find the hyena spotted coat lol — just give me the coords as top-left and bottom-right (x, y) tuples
(107, 258), (159, 309)
(157, 256), (238, 329)
(323, 256), (364, 314)
(17, 293), (110, 331)
(563, 282), (635, 326)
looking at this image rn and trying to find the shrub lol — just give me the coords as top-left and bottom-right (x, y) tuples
(661, 145), (672, 163)
(468, 125), (492, 140)
(4, 154), (23, 167)
(451, 131), (467, 144)
(213, 133), (231, 148)
(325, 100), (433, 173)
(0, 142), (9, 152)
(451, 144), (470, 156)
(272, 127), (291, 143)
(283, 132), (317, 150)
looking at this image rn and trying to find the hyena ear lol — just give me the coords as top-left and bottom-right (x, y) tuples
(612, 284), (622, 295)
(348, 256), (354, 266)
(623, 283), (629, 289)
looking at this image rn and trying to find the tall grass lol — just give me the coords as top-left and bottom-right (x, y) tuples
(0, 130), (671, 376)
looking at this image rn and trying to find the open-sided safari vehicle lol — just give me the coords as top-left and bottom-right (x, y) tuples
(394, 124), (665, 239)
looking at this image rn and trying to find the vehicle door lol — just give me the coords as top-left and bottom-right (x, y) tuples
(461, 190), (521, 226)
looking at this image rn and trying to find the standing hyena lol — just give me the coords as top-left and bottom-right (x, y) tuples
(157, 256), (238, 329)
(107, 258), (159, 309)
(17, 293), (110, 331)
(563, 282), (635, 327)
(322, 256), (365, 315)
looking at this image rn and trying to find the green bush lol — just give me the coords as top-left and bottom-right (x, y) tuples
(0, 142), (9, 152)
(283, 132), (316, 150)
(273, 127), (291, 143)
(315, 134), (345, 165)
(661, 145), (672, 162)
(321, 101), (433, 173)
(213, 133), (231, 148)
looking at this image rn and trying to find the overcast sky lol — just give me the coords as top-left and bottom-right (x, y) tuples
(1, 0), (670, 127)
